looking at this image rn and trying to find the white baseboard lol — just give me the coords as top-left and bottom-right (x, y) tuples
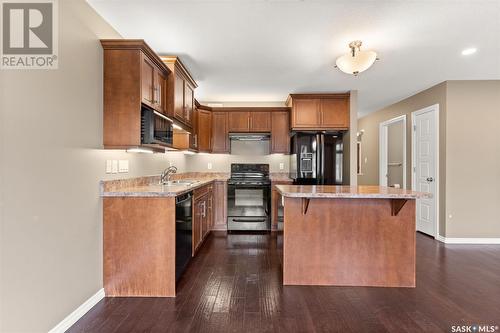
(48, 288), (105, 333)
(436, 235), (500, 244)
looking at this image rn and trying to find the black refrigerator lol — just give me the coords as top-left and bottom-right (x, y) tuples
(289, 132), (345, 185)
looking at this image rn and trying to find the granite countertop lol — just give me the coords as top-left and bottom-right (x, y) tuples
(275, 185), (431, 199)
(100, 173), (229, 197)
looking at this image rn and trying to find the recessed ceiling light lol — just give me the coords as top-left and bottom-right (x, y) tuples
(461, 48), (477, 56)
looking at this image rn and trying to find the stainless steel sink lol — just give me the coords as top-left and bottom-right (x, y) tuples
(160, 179), (200, 186)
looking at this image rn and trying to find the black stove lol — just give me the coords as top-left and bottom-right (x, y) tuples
(227, 164), (271, 231)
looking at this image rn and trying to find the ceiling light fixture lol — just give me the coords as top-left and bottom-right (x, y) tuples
(335, 40), (378, 75)
(461, 47), (477, 56)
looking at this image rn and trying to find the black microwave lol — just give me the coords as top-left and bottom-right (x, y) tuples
(141, 107), (173, 146)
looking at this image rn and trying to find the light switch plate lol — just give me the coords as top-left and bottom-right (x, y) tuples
(111, 160), (118, 174)
(105, 160), (113, 174)
(279, 163), (284, 170)
(207, 162), (212, 170)
(118, 160), (129, 173)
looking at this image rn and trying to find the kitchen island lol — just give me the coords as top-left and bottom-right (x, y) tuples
(275, 185), (430, 288)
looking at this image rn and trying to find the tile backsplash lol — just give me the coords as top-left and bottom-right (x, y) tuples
(184, 153), (290, 173)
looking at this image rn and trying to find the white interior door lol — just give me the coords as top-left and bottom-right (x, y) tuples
(412, 105), (438, 237)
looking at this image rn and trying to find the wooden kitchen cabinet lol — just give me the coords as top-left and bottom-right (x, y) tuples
(141, 56), (155, 108)
(211, 112), (229, 153)
(287, 93), (350, 130)
(227, 110), (271, 132)
(193, 183), (214, 255)
(228, 111), (250, 132)
(141, 55), (167, 114)
(207, 193), (214, 231)
(184, 82), (194, 125)
(250, 112), (271, 132)
(173, 74), (185, 121)
(320, 98), (349, 128)
(193, 196), (204, 255)
(290, 98), (320, 128)
(161, 56), (197, 129)
(213, 181), (227, 230)
(197, 107), (212, 152)
(271, 111), (290, 153)
(101, 39), (171, 151)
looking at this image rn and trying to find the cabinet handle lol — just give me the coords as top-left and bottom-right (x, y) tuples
(248, 116), (251, 130)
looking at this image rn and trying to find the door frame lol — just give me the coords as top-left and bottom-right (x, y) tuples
(379, 115), (407, 188)
(411, 104), (439, 238)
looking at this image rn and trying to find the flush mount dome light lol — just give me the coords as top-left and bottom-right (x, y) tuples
(335, 40), (378, 75)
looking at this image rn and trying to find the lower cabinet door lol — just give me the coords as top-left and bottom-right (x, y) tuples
(193, 199), (202, 255)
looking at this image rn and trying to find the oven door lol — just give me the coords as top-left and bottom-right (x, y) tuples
(227, 184), (270, 230)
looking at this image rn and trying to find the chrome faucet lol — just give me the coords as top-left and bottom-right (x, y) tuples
(160, 166), (177, 184)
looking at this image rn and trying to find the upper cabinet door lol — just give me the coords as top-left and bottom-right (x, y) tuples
(212, 112), (229, 153)
(320, 98), (349, 128)
(174, 73), (185, 120)
(184, 82), (194, 125)
(190, 106), (199, 150)
(228, 111), (250, 132)
(198, 109), (212, 152)
(271, 111), (290, 154)
(141, 57), (155, 107)
(154, 69), (167, 114)
(292, 99), (320, 128)
(250, 112), (271, 132)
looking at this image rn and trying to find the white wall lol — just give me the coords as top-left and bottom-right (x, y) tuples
(445, 80), (500, 237)
(0, 1), (183, 331)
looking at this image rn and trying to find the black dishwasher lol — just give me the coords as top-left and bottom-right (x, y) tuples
(175, 192), (192, 281)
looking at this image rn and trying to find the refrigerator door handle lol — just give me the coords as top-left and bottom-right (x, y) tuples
(315, 133), (321, 183)
(320, 133), (325, 184)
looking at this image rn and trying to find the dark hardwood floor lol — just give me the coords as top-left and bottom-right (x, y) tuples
(69, 232), (500, 332)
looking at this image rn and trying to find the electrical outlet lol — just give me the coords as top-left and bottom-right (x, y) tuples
(105, 160), (113, 173)
(207, 162), (212, 170)
(118, 160), (129, 173)
(279, 163), (284, 170)
(111, 160), (118, 174)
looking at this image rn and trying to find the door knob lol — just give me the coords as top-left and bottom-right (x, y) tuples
(426, 177), (434, 182)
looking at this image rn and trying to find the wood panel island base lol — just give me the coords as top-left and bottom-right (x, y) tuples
(276, 185), (430, 288)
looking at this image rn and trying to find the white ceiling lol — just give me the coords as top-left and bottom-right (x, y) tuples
(87, 0), (500, 117)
